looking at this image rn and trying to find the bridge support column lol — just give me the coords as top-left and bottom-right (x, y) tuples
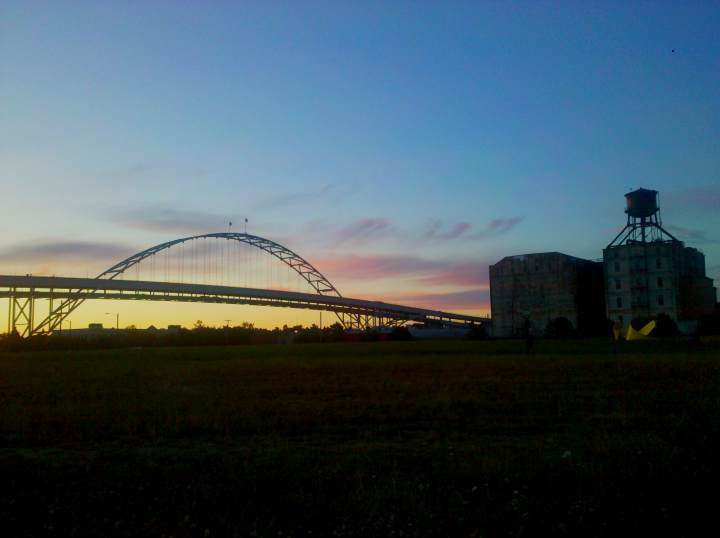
(42, 291), (71, 336)
(9, 289), (35, 337)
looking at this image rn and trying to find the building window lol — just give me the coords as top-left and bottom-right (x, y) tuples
(656, 258), (662, 269)
(658, 295), (664, 306)
(614, 262), (620, 272)
(657, 277), (663, 288)
(616, 297), (622, 308)
(615, 279), (621, 290)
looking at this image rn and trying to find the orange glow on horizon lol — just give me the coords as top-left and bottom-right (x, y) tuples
(1, 295), (490, 335)
(0, 236), (490, 334)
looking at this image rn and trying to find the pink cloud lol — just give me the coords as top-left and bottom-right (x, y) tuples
(0, 241), (137, 263)
(415, 260), (489, 287)
(333, 218), (395, 245)
(315, 254), (490, 288)
(385, 289), (490, 311)
(316, 254), (442, 280)
(0, 240), (140, 278)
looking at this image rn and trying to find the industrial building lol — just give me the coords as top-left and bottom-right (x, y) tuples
(603, 188), (716, 333)
(489, 188), (716, 337)
(489, 252), (605, 337)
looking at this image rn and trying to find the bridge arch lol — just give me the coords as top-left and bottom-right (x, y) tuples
(32, 233), (343, 334)
(100, 233), (341, 296)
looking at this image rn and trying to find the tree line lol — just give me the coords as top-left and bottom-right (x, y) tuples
(0, 321), (414, 352)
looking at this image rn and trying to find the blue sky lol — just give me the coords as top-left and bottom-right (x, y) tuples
(1, 1), (718, 328)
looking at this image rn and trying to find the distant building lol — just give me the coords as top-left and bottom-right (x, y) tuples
(604, 188), (716, 333)
(58, 324), (182, 337)
(489, 252), (605, 338)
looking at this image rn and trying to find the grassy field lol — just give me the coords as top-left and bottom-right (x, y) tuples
(1, 339), (719, 537)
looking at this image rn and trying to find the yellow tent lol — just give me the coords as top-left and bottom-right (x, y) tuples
(625, 320), (656, 341)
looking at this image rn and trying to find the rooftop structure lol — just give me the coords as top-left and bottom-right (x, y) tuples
(608, 188), (679, 246)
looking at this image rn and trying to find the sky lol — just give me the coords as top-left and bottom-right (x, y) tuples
(1, 1), (718, 330)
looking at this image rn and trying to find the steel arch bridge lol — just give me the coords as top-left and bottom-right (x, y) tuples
(1, 233), (488, 336)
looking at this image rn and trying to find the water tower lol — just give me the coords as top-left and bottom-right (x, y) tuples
(603, 187), (715, 332)
(607, 188), (679, 246)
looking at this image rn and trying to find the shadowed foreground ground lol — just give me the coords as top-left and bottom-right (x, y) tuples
(1, 339), (719, 537)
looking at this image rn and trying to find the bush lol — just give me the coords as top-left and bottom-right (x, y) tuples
(466, 325), (488, 340)
(582, 317), (615, 338)
(698, 311), (720, 336)
(630, 316), (654, 332)
(544, 317), (575, 339)
(653, 313), (679, 336)
(388, 327), (414, 341)
(630, 314), (679, 337)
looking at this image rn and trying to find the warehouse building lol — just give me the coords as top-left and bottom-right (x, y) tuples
(489, 252), (605, 337)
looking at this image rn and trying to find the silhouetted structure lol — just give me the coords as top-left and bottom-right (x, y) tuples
(490, 187), (716, 337)
(1, 232), (488, 337)
(604, 188), (716, 333)
(489, 252), (605, 338)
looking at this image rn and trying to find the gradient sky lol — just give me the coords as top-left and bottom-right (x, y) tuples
(1, 1), (718, 330)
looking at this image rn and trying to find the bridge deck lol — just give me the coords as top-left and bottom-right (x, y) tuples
(0, 275), (488, 327)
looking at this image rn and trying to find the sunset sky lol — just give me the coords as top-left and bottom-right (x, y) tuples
(1, 1), (718, 330)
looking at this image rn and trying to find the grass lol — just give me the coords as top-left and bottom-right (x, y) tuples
(1, 339), (719, 537)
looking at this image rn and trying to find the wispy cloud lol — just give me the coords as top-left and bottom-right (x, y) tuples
(333, 218), (396, 246)
(666, 225), (719, 245)
(320, 216), (522, 247)
(96, 162), (209, 183)
(415, 261), (489, 287)
(110, 207), (522, 252)
(420, 217), (522, 243)
(98, 162), (152, 181)
(385, 289), (490, 311)
(467, 217), (523, 240)
(318, 254), (443, 279)
(112, 206), (235, 235)
(0, 241), (136, 263)
(316, 254), (490, 288)
(290, 218), (399, 248)
(253, 182), (358, 210)
(422, 221), (472, 240)
(665, 185), (720, 213)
